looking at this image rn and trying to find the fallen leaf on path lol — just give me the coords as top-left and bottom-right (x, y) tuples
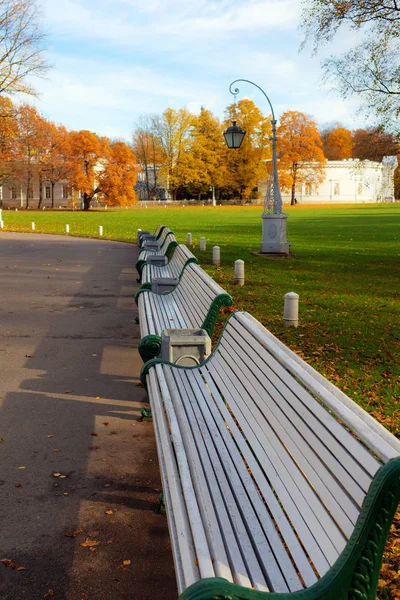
(63, 492), (68, 496)
(0, 438), (4, 443)
(1, 558), (25, 571)
(102, 422), (109, 427)
(64, 390), (73, 394)
(105, 510), (113, 515)
(25, 354), (35, 358)
(90, 432), (98, 436)
(47, 435), (54, 438)
(17, 466), (25, 470)
(52, 449), (61, 452)
(90, 547), (96, 552)
(88, 446), (100, 451)
(64, 529), (82, 538)
(91, 354), (97, 357)
(59, 475), (67, 479)
(95, 396), (100, 400)
(80, 539), (100, 548)
(44, 589), (54, 597)
(15, 484), (22, 488)
(123, 560), (131, 566)
(52, 472), (61, 477)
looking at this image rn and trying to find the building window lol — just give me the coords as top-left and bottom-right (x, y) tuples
(45, 186), (51, 199)
(11, 186), (17, 199)
(305, 184), (312, 196)
(62, 185), (70, 199)
(333, 182), (340, 196)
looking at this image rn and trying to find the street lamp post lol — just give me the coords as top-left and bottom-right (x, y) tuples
(223, 79), (290, 255)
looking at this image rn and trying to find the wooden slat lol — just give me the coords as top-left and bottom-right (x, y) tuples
(236, 313), (399, 463)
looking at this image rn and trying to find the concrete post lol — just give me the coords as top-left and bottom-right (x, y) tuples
(199, 237), (206, 251)
(186, 233), (192, 245)
(283, 292), (299, 327)
(212, 246), (220, 266)
(98, 225), (103, 236)
(65, 224), (70, 234)
(0, 220), (4, 229)
(234, 260), (245, 286)
(31, 222), (35, 231)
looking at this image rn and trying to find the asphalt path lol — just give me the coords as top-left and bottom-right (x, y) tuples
(0, 233), (176, 600)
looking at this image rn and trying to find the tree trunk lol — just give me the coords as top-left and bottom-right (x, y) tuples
(291, 181), (296, 205)
(25, 172), (31, 209)
(51, 182), (55, 208)
(37, 173), (43, 209)
(83, 193), (91, 211)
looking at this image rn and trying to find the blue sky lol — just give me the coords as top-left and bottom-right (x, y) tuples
(28, 0), (367, 140)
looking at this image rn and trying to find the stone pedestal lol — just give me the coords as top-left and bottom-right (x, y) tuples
(161, 328), (211, 366)
(260, 213), (290, 255)
(147, 255), (168, 267)
(151, 277), (179, 294)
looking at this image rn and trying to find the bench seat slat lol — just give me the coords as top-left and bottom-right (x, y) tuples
(237, 313), (400, 462)
(219, 333), (370, 512)
(230, 317), (381, 479)
(166, 368), (255, 589)
(147, 369), (199, 591)
(185, 367), (307, 592)
(154, 365), (216, 581)
(206, 356), (340, 574)
(198, 366), (319, 589)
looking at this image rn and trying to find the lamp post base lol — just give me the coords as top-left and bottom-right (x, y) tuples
(260, 213), (290, 254)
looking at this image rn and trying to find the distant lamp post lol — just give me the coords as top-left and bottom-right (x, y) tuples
(223, 79), (290, 255)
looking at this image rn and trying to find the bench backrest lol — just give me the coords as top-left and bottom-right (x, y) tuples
(141, 244), (198, 285)
(138, 224), (165, 244)
(141, 226), (173, 249)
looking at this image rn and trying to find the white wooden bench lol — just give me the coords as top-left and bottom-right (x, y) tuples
(140, 310), (400, 600)
(136, 233), (178, 281)
(140, 226), (174, 250)
(138, 224), (165, 246)
(135, 263), (232, 363)
(139, 244), (198, 288)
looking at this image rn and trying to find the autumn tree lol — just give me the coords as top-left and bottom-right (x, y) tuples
(224, 99), (271, 199)
(152, 108), (194, 200)
(0, 96), (17, 187)
(301, 1), (400, 129)
(13, 103), (44, 208)
(42, 124), (71, 209)
(0, 0), (49, 96)
(352, 126), (399, 162)
(99, 141), (138, 206)
(133, 116), (162, 201)
(322, 126), (353, 160)
(277, 111), (326, 205)
(68, 130), (109, 210)
(176, 107), (227, 202)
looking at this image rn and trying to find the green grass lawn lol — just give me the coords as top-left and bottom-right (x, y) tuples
(1, 202), (400, 595)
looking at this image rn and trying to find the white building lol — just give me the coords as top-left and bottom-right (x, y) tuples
(280, 158), (397, 204)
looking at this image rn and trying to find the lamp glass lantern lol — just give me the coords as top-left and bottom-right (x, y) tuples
(223, 121), (246, 149)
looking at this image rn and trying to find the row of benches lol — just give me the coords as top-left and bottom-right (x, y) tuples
(135, 224), (400, 600)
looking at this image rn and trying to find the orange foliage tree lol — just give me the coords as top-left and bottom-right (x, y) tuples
(323, 126), (353, 160)
(99, 141), (138, 206)
(68, 130), (109, 210)
(224, 99), (271, 199)
(277, 111), (326, 205)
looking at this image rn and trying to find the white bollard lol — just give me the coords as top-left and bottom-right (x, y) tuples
(212, 246), (220, 266)
(31, 222), (35, 231)
(65, 224), (70, 234)
(0, 209), (2, 221)
(283, 292), (299, 328)
(186, 233), (192, 246)
(15, 208), (18, 212)
(0, 220), (4, 229)
(137, 228), (142, 242)
(234, 260), (245, 286)
(199, 237), (206, 251)
(98, 225), (103, 236)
